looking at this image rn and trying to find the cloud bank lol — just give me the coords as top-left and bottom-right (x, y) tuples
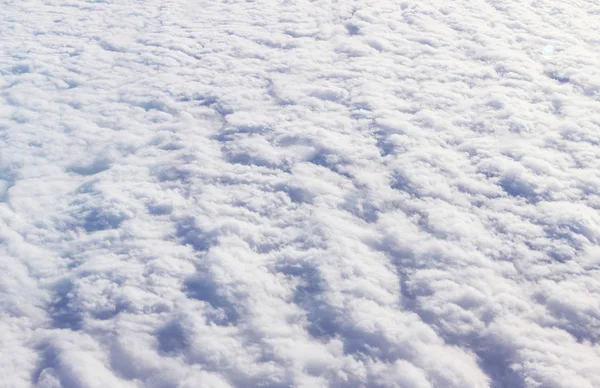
(1, 0), (600, 387)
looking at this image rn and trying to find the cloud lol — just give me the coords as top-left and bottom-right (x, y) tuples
(1, 0), (600, 387)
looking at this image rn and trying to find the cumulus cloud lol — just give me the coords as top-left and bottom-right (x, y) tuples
(1, 0), (600, 387)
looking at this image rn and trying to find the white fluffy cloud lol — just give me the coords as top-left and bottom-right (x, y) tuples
(1, 0), (600, 387)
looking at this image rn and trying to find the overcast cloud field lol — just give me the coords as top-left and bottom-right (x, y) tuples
(1, 0), (600, 387)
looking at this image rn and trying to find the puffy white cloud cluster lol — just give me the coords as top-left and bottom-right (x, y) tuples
(1, 0), (600, 387)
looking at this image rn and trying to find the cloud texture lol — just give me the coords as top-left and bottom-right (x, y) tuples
(1, 0), (600, 387)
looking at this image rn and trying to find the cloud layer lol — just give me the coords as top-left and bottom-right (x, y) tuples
(1, 0), (600, 387)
